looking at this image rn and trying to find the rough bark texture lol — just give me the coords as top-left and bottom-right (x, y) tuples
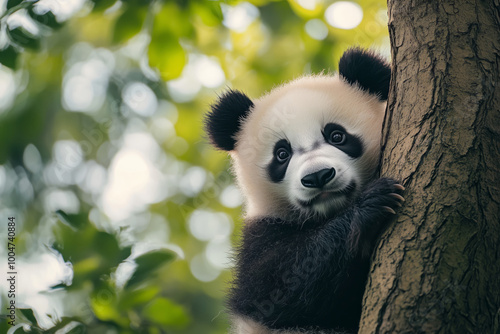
(359, 1), (500, 333)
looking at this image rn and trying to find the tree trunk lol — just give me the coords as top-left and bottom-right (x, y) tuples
(359, 1), (500, 333)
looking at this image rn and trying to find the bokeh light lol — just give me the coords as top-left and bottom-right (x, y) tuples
(297, 0), (322, 11)
(62, 47), (114, 112)
(0, 67), (16, 112)
(325, 1), (363, 30)
(221, 2), (259, 33)
(122, 82), (158, 117)
(219, 184), (243, 208)
(188, 210), (233, 242)
(101, 132), (167, 221)
(305, 19), (329, 40)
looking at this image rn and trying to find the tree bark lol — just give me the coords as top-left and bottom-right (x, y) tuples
(359, 1), (500, 333)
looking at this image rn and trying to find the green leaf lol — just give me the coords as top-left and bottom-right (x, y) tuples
(7, 27), (40, 50)
(28, 6), (63, 29)
(125, 249), (176, 288)
(53, 211), (132, 288)
(6, 0), (23, 10)
(142, 298), (189, 329)
(121, 0), (154, 6)
(191, 1), (223, 26)
(8, 326), (34, 334)
(155, 2), (193, 38)
(66, 323), (86, 334)
(148, 34), (185, 81)
(0, 45), (18, 69)
(91, 0), (117, 12)
(19, 309), (37, 325)
(49, 282), (69, 290)
(112, 6), (145, 44)
(118, 285), (160, 310)
(90, 283), (128, 327)
(135, 249), (176, 267)
(55, 210), (87, 230)
(44, 317), (79, 333)
(147, 4), (187, 80)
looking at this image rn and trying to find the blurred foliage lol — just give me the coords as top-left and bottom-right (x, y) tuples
(0, 0), (388, 333)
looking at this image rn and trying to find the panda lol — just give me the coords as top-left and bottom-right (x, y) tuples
(204, 48), (405, 334)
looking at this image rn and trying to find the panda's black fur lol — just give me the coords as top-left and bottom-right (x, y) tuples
(229, 177), (403, 333)
(205, 90), (254, 151)
(204, 48), (404, 333)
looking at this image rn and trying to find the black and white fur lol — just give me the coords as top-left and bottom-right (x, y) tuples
(205, 48), (404, 334)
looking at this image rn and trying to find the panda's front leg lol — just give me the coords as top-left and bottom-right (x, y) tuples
(346, 177), (405, 259)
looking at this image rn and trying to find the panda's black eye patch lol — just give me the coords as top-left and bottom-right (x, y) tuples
(268, 139), (292, 183)
(323, 123), (363, 158)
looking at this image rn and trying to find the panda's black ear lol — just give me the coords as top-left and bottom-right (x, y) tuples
(338, 47), (391, 101)
(204, 89), (254, 151)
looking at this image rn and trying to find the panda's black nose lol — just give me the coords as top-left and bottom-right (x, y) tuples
(301, 168), (336, 188)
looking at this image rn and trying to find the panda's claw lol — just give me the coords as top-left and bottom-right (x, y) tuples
(382, 206), (397, 215)
(394, 184), (405, 191)
(389, 193), (405, 203)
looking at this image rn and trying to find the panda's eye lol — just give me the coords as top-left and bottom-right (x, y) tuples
(330, 131), (345, 144)
(276, 148), (290, 162)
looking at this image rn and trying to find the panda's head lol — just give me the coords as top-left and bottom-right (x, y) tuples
(205, 48), (391, 220)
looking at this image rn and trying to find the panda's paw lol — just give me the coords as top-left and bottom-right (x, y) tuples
(359, 178), (405, 217)
(349, 178), (405, 256)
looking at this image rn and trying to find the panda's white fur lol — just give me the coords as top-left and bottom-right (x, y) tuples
(232, 316), (338, 334)
(232, 74), (385, 221)
(205, 48), (403, 334)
